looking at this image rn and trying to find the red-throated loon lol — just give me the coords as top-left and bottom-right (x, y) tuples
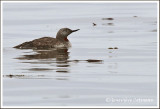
(14, 28), (80, 49)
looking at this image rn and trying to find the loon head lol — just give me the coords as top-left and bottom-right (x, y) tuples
(56, 28), (80, 41)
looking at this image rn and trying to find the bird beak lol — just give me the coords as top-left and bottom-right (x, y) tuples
(72, 29), (80, 32)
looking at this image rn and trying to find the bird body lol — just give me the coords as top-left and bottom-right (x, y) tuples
(14, 28), (79, 49)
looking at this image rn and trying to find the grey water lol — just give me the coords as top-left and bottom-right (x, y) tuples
(2, 3), (158, 106)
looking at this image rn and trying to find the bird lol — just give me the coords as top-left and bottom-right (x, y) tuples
(14, 28), (80, 49)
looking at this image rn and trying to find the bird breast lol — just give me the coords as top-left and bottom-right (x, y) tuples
(54, 41), (71, 48)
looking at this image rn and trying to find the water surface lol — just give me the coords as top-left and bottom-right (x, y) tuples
(3, 3), (157, 106)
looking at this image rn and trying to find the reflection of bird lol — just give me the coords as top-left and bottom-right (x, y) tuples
(14, 28), (80, 49)
(15, 48), (70, 73)
(16, 49), (69, 62)
(93, 23), (97, 26)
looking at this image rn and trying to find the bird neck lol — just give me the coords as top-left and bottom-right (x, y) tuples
(56, 36), (69, 42)
(56, 31), (69, 42)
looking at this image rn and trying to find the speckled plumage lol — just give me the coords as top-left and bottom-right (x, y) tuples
(14, 28), (79, 49)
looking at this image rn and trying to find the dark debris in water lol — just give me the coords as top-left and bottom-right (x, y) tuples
(102, 23), (114, 26)
(107, 23), (114, 26)
(133, 16), (138, 17)
(108, 47), (114, 49)
(56, 70), (68, 73)
(102, 18), (114, 20)
(93, 23), (97, 26)
(108, 47), (118, 49)
(67, 59), (103, 63)
(86, 59), (103, 63)
(4, 74), (25, 78)
(3, 74), (48, 79)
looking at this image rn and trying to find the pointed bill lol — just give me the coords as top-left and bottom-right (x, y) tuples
(72, 29), (80, 32)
